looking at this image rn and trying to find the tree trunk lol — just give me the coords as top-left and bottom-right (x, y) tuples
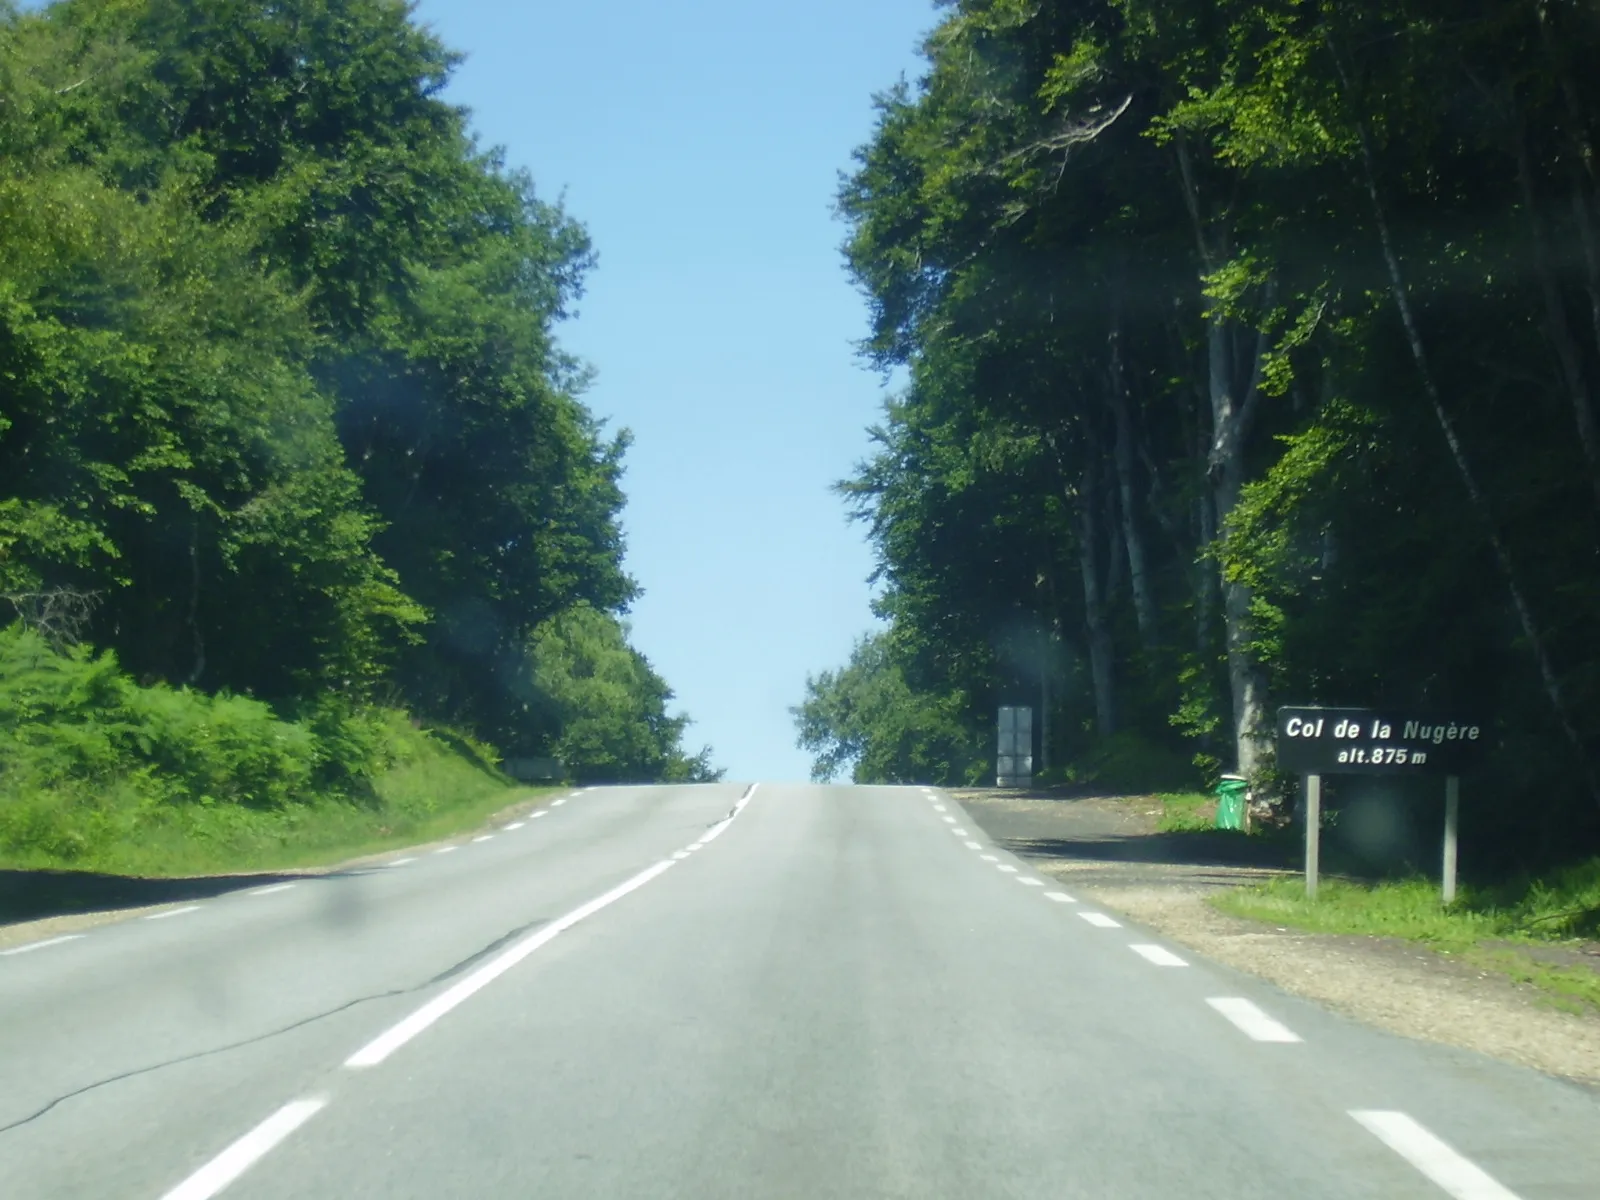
(1175, 137), (1274, 780)
(1078, 461), (1116, 737)
(1195, 488), (1216, 658)
(1109, 321), (1156, 647)
(185, 516), (205, 686)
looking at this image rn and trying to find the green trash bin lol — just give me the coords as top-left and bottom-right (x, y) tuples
(1215, 774), (1249, 831)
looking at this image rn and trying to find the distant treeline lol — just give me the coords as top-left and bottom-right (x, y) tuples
(0, 0), (717, 785)
(798, 0), (1600, 867)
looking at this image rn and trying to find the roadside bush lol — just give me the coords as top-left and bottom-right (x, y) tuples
(1066, 731), (1202, 795)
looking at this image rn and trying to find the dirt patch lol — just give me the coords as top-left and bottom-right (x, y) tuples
(953, 788), (1600, 1088)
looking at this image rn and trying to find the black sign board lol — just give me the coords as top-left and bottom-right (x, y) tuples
(1275, 707), (1485, 775)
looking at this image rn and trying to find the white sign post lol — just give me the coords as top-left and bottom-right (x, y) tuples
(1304, 774), (1322, 900)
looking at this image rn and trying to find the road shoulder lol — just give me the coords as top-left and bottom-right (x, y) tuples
(953, 788), (1600, 1089)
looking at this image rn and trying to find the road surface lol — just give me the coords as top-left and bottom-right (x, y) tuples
(1, 783), (1596, 1198)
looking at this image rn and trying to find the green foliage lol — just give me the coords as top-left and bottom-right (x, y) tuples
(814, 0), (1600, 871)
(793, 632), (989, 785)
(528, 604), (722, 784)
(1070, 732), (1203, 796)
(0, 623), (560, 871)
(0, 0), (712, 850)
(0, 624), (318, 812)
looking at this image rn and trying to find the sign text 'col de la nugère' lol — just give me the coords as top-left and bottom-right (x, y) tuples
(1275, 707), (1486, 775)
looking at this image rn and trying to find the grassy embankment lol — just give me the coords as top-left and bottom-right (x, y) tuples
(0, 624), (557, 880)
(1214, 868), (1600, 1015)
(0, 712), (556, 879)
(1104, 782), (1600, 1014)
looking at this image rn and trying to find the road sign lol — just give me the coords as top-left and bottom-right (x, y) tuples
(1276, 706), (1480, 902)
(996, 706), (1033, 787)
(1275, 707), (1485, 775)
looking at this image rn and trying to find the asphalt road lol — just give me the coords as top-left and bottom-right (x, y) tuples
(2, 783), (1597, 1199)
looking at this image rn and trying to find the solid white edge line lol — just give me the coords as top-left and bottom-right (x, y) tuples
(1078, 911), (1121, 927)
(1130, 943), (1188, 967)
(0, 934), (85, 956)
(249, 883), (295, 896)
(146, 905), (201, 920)
(1044, 891), (1076, 903)
(1349, 1110), (1521, 1200)
(160, 1096), (327, 1200)
(345, 861), (676, 1068)
(1206, 997), (1303, 1043)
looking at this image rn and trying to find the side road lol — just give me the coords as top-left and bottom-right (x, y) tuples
(952, 788), (1600, 1088)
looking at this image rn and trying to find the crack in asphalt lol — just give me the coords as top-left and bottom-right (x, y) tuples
(0, 915), (554, 1136)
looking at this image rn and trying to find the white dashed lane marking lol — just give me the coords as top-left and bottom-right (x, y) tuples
(433, 846), (457, 855)
(1207, 998), (1303, 1043)
(146, 906), (201, 921)
(964, 841), (982, 849)
(1044, 891), (1076, 903)
(1130, 944), (1187, 967)
(533, 812), (548, 819)
(160, 1096), (328, 1200)
(505, 821), (525, 830)
(1078, 912), (1121, 928)
(387, 858), (417, 868)
(472, 835), (494, 844)
(1, 934), (85, 956)
(980, 854), (999, 862)
(551, 798), (567, 807)
(1017, 878), (1044, 887)
(996, 865), (1018, 874)
(1349, 1110), (1521, 1200)
(942, 816), (956, 824)
(951, 828), (968, 836)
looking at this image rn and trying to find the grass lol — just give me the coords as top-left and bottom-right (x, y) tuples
(0, 718), (561, 879)
(1213, 865), (1600, 1015)
(1155, 791), (1216, 833)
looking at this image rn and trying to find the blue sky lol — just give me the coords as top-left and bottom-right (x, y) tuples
(411, 0), (936, 781)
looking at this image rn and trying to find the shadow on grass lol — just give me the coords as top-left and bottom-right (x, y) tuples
(0, 867), (314, 925)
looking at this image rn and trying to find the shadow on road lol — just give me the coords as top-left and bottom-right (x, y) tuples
(0, 868), (309, 925)
(1001, 830), (1296, 871)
